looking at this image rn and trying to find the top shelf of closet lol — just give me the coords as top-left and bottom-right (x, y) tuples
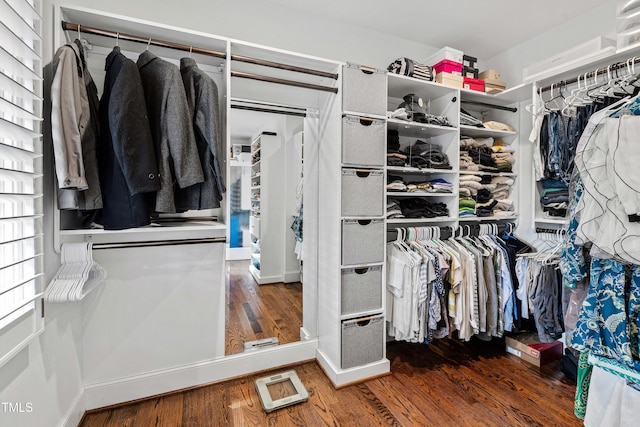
(387, 74), (456, 99)
(387, 73), (532, 106)
(459, 83), (532, 107)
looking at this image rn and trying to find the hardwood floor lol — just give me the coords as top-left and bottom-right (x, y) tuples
(80, 338), (581, 427)
(225, 261), (302, 355)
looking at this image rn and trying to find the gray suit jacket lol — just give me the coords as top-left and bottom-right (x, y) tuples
(175, 58), (226, 211)
(137, 51), (204, 213)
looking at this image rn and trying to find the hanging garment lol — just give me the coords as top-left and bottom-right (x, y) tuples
(98, 46), (160, 230)
(575, 117), (640, 264)
(50, 39), (102, 210)
(137, 50), (204, 213)
(175, 57), (226, 211)
(571, 259), (640, 370)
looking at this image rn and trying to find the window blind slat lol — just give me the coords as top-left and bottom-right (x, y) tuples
(0, 196), (38, 221)
(0, 140), (40, 156)
(0, 96), (42, 122)
(0, 272), (42, 295)
(0, 217), (38, 243)
(0, 46), (41, 82)
(0, 236), (39, 269)
(0, 145), (37, 172)
(0, 22), (39, 61)
(0, 70), (41, 101)
(0, 117), (42, 139)
(0, 0), (41, 42)
(0, 293), (42, 328)
(4, 0), (42, 25)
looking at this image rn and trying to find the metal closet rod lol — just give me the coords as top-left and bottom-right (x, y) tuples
(61, 21), (338, 81)
(231, 54), (338, 80)
(92, 237), (226, 250)
(231, 104), (306, 117)
(61, 21), (226, 58)
(460, 100), (517, 113)
(230, 71), (338, 93)
(538, 56), (640, 94)
(535, 227), (566, 234)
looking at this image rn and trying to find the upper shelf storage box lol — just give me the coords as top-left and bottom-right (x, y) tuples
(343, 63), (387, 117)
(424, 46), (464, 66)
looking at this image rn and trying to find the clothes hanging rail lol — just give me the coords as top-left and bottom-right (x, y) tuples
(61, 21), (226, 58)
(231, 54), (338, 80)
(460, 100), (518, 113)
(535, 227), (566, 234)
(230, 71), (338, 93)
(537, 55), (640, 94)
(92, 237), (226, 250)
(231, 104), (306, 117)
(61, 21), (339, 82)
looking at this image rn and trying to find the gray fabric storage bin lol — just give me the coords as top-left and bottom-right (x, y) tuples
(341, 314), (384, 369)
(342, 115), (386, 167)
(341, 266), (383, 316)
(342, 219), (384, 265)
(343, 63), (386, 116)
(341, 169), (384, 217)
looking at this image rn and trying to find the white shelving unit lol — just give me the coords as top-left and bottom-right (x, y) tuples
(386, 73), (461, 229)
(385, 73), (523, 230)
(248, 132), (287, 285)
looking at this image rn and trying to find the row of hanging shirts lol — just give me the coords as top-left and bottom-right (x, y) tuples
(385, 224), (530, 344)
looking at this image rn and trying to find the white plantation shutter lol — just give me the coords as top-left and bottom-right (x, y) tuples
(0, 0), (44, 367)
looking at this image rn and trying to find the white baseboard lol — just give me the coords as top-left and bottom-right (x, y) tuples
(84, 339), (318, 410)
(316, 349), (390, 387)
(58, 391), (85, 427)
(300, 327), (312, 341)
(283, 270), (301, 283)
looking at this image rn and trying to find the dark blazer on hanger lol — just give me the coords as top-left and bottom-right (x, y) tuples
(99, 46), (159, 230)
(175, 57), (226, 211)
(137, 51), (204, 213)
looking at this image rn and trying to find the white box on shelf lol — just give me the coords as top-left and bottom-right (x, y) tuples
(424, 46), (464, 66)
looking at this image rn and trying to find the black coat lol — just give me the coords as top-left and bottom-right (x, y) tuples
(98, 46), (160, 230)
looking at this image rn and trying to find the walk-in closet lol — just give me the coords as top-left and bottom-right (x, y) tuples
(1, 1), (639, 426)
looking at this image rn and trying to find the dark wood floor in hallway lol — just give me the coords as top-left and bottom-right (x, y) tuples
(225, 260), (302, 355)
(80, 338), (581, 427)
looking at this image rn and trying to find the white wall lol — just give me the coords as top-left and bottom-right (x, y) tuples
(485, 1), (617, 87)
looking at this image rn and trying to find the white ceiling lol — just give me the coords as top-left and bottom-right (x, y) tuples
(267, 0), (608, 60)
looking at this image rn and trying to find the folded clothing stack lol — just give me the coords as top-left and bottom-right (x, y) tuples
(387, 197), (449, 219)
(402, 140), (452, 170)
(460, 108), (484, 127)
(540, 178), (568, 217)
(386, 175), (453, 194)
(387, 200), (403, 219)
(387, 57), (434, 81)
(387, 129), (407, 167)
(459, 173), (516, 219)
(459, 196), (476, 217)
